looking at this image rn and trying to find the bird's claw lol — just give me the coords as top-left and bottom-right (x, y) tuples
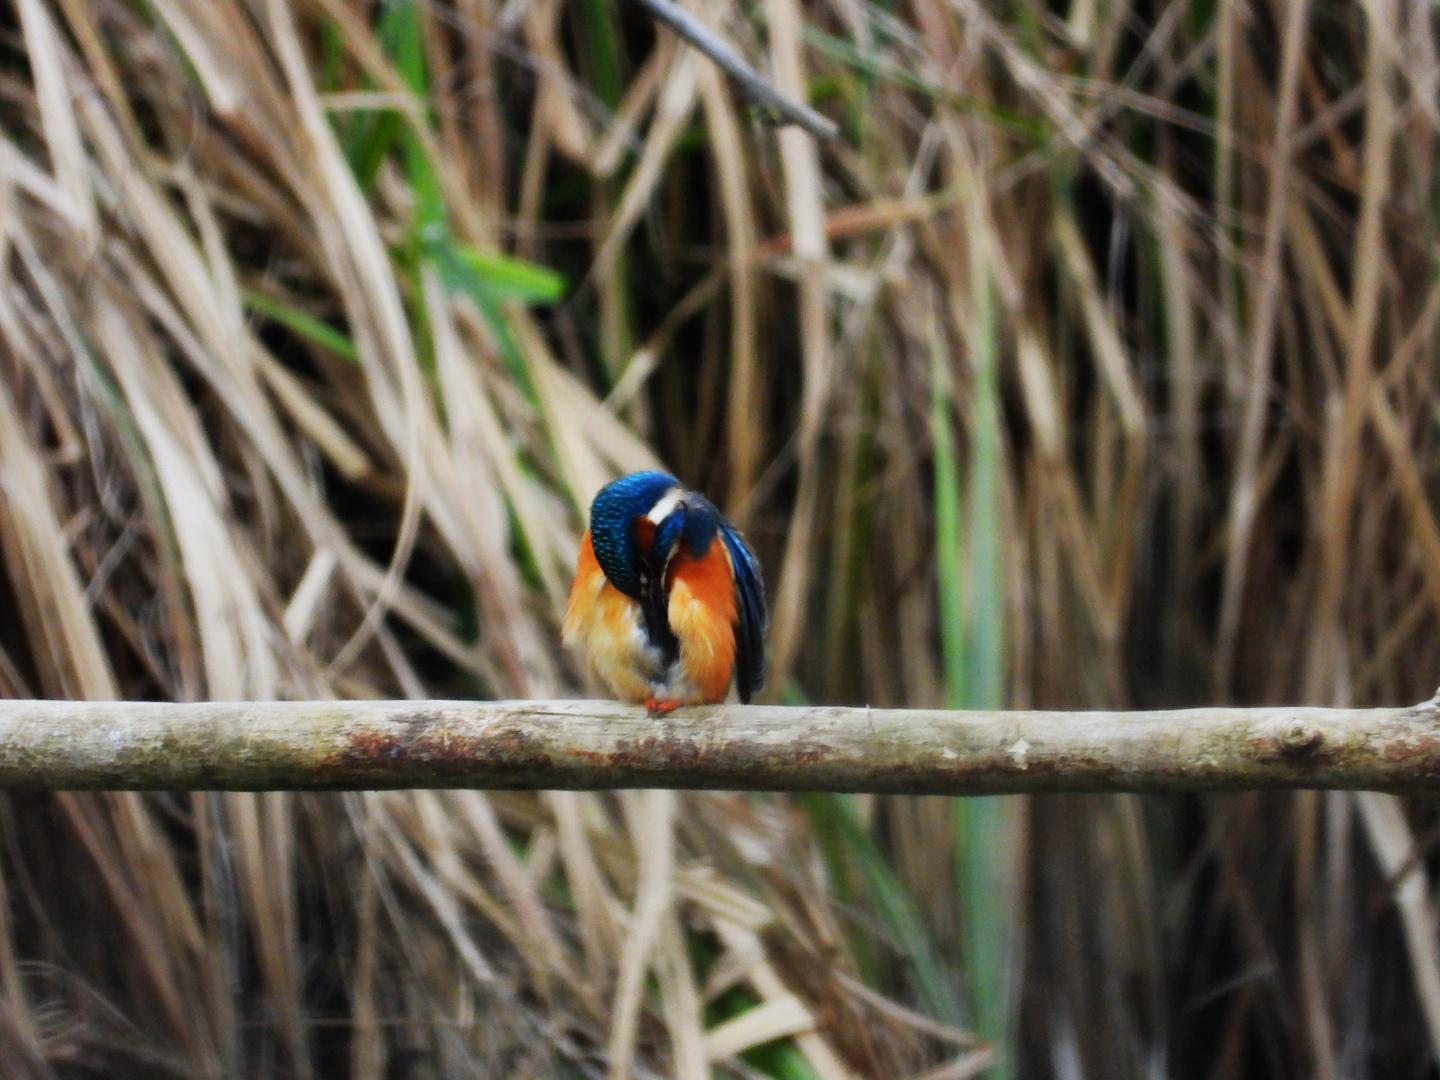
(645, 698), (683, 717)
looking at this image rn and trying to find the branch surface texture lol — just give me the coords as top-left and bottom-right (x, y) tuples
(3, 698), (1440, 792)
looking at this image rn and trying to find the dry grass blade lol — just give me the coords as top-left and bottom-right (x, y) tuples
(590, 47), (700, 281)
(704, 994), (815, 1057)
(16, 0), (95, 241)
(690, 9), (761, 518)
(1301, 0), (1399, 702)
(228, 793), (311, 1079)
(761, 0), (831, 695)
(0, 379), (116, 702)
(1213, 0), (1310, 697)
(607, 790), (676, 1079)
(658, 914), (708, 1080)
(1356, 793), (1440, 1056)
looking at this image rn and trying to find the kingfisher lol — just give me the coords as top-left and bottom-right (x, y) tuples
(563, 471), (766, 713)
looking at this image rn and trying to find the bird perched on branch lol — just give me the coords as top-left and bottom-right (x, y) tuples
(563, 471), (766, 714)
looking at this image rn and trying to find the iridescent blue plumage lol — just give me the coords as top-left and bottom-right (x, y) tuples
(719, 523), (766, 702)
(586, 470), (678, 598)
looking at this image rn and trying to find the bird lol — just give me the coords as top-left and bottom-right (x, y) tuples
(563, 471), (766, 714)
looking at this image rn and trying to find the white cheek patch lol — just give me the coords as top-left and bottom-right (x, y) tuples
(646, 488), (685, 525)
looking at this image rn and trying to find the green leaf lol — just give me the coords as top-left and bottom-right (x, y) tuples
(454, 247), (568, 304)
(577, 0), (625, 109)
(341, 109), (403, 192)
(380, 0), (426, 94)
(242, 289), (358, 364)
(420, 232), (539, 403)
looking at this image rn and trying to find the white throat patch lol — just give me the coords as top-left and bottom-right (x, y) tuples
(646, 488), (685, 524)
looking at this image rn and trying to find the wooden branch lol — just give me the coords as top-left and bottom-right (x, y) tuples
(630, 0), (840, 141)
(2, 698), (1440, 792)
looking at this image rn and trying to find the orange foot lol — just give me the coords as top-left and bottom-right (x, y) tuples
(644, 697), (683, 716)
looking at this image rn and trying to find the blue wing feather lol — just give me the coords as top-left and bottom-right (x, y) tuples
(719, 524), (767, 703)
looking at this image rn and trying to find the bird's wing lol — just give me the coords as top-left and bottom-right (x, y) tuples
(719, 523), (767, 703)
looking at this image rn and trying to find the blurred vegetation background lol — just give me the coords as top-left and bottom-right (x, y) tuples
(1, 0), (1439, 1075)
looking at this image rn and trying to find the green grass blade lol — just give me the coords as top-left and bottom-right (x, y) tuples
(242, 288), (359, 363)
(422, 234), (540, 403)
(964, 280), (1004, 715)
(358, 0), (555, 404)
(959, 271), (1012, 1079)
(454, 248), (567, 304)
(577, 0), (625, 109)
(800, 793), (965, 1026)
(931, 316), (967, 708)
(934, 259), (1013, 1076)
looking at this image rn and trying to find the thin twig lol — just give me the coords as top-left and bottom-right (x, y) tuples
(1, 697), (1439, 792)
(630, 0), (840, 141)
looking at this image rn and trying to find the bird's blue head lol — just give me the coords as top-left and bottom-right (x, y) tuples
(587, 471), (683, 599)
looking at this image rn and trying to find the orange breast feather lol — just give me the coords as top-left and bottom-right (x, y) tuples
(667, 542), (738, 704)
(563, 532), (653, 703)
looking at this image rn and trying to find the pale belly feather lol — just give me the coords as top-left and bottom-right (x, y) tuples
(564, 543), (735, 705)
